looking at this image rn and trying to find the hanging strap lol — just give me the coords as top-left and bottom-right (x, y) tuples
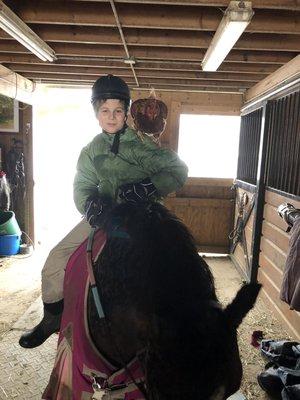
(110, 124), (127, 155)
(229, 193), (256, 254)
(86, 228), (107, 319)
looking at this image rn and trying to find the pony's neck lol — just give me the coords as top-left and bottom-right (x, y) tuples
(88, 294), (146, 366)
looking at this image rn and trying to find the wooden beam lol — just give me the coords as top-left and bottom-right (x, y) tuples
(7, 25), (299, 52)
(23, 79), (245, 93)
(66, 0), (300, 11)
(7, 63), (131, 76)
(244, 55), (300, 104)
(235, 34), (300, 52)
(0, 65), (35, 103)
(0, 41), (293, 64)
(0, 54), (45, 64)
(0, 54), (282, 74)
(136, 78), (253, 88)
(218, 63), (279, 74)
(22, 71), (254, 89)
(12, 1), (300, 34)
(43, 45), (300, 65)
(135, 72), (259, 83)
(6, 63), (265, 82)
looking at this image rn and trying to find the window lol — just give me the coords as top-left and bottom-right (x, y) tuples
(178, 114), (241, 178)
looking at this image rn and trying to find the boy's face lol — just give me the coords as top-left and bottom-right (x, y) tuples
(97, 99), (126, 134)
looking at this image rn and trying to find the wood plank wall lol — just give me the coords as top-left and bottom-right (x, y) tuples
(3, 90), (243, 249)
(131, 90), (242, 253)
(259, 190), (300, 340)
(165, 177), (234, 253)
(131, 90), (243, 150)
(231, 185), (300, 339)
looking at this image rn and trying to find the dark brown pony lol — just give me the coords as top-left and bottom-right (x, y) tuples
(88, 201), (261, 400)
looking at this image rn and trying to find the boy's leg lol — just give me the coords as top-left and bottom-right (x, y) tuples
(41, 218), (91, 303)
(19, 219), (91, 348)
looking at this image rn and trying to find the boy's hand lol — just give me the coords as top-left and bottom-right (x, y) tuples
(84, 196), (111, 227)
(119, 178), (157, 203)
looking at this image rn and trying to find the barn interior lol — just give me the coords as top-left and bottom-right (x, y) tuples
(0, 0), (299, 398)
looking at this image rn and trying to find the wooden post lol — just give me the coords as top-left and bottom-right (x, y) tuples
(244, 55), (300, 107)
(169, 101), (181, 152)
(0, 65), (35, 104)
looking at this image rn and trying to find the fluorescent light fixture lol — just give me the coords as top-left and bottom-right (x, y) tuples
(202, 1), (254, 72)
(0, 1), (57, 62)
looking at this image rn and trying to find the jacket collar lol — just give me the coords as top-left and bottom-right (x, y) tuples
(101, 126), (136, 144)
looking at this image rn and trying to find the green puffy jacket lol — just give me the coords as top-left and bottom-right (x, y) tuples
(73, 127), (188, 214)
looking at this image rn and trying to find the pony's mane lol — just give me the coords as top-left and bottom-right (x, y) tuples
(101, 201), (217, 310)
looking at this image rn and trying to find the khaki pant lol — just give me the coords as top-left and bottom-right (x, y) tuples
(41, 219), (91, 303)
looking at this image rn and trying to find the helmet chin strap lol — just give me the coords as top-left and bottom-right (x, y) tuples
(109, 123), (127, 155)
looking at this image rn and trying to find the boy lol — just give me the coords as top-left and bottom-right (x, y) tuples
(19, 74), (188, 348)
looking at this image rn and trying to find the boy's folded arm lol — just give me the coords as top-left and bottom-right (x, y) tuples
(135, 145), (188, 196)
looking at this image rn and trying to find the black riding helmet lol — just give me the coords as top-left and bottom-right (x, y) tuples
(91, 74), (131, 111)
(91, 74), (131, 155)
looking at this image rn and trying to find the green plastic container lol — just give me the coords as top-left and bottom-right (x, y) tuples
(0, 211), (21, 236)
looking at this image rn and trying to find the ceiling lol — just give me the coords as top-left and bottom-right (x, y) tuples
(1, 0), (299, 94)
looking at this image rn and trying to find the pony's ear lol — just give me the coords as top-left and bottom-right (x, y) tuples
(224, 283), (262, 328)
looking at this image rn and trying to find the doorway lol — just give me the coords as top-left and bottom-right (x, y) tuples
(33, 86), (99, 250)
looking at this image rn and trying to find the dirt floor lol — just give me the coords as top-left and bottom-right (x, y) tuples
(0, 252), (294, 399)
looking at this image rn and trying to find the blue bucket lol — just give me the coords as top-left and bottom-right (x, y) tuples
(0, 234), (20, 256)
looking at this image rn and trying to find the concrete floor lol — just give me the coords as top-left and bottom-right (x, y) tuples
(0, 246), (56, 399)
(0, 253), (289, 400)
(0, 299), (56, 399)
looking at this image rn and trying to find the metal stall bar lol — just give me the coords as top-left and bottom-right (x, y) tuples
(249, 103), (268, 283)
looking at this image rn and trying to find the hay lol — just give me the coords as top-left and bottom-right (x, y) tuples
(238, 297), (292, 399)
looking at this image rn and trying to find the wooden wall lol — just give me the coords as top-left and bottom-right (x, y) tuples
(165, 177), (234, 253)
(259, 190), (300, 340)
(131, 90), (243, 150)
(131, 90), (242, 253)
(1, 90), (243, 249)
(0, 101), (34, 242)
(229, 186), (300, 340)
